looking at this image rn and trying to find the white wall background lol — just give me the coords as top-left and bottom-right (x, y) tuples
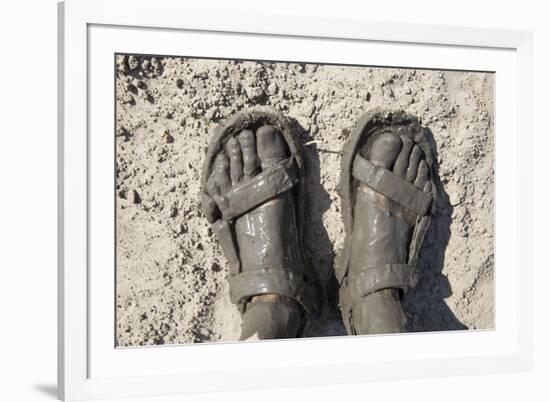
(0, 0), (547, 401)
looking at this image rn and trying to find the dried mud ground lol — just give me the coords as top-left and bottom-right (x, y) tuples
(115, 55), (494, 346)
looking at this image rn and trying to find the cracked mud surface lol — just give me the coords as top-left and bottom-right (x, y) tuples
(115, 55), (494, 346)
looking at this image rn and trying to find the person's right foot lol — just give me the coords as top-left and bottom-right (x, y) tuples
(204, 122), (307, 340)
(347, 121), (434, 334)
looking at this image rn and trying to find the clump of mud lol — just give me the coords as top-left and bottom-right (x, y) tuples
(115, 55), (494, 346)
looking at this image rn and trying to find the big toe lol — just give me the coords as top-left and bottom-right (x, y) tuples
(367, 132), (402, 169)
(256, 125), (288, 169)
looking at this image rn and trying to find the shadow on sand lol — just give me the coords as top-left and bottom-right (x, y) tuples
(287, 118), (347, 337)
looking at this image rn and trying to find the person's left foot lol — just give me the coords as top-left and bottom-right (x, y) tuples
(350, 129), (432, 333)
(337, 111), (435, 335)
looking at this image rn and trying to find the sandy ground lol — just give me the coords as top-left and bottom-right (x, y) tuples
(115, 55), (494, 346)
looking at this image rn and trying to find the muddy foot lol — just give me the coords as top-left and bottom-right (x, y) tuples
(205, 124), (305, 340)
(348, 124), (433, 334)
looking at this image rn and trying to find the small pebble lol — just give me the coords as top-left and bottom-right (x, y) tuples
(303, 104), (316, 117)
(162, 130), (174, 143)
(449, 189), (464, 206)
(267, 83), (278, 95)
(245, 86), (265, 103)
(127, 55), (139, 70)
(129, 190), (141, 204)
(122, 93), (135, 105)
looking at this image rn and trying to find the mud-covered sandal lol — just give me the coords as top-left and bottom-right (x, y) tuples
(201, 108), (319, 340)
(336, 108), (437, 335)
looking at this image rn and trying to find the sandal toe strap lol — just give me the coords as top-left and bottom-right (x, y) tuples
(352, 155), (431, 216)
(218, 157), (298, 221)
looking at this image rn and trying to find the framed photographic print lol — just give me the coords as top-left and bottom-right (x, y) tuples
(58, 0), (533, 400)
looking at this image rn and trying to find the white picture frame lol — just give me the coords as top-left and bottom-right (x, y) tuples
(58, 0), (533, 400)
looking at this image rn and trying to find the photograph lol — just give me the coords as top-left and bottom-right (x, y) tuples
(3, 0), (546, 400)
(114, 54), (495, 346)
